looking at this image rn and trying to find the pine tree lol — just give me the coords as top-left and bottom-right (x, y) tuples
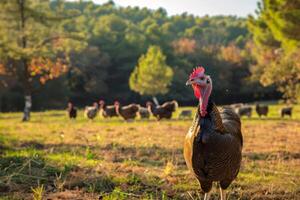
(129, 45), (173, 101)
(0, 0), (85, 120)
(248, 0), (300, 102)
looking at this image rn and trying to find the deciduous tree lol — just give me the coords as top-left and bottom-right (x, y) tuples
(129, 45), (173, 103)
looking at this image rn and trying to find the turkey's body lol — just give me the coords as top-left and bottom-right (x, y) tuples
(84, 106), (98, 120)
(184, 100), (243, 193)
(117, 104), (139, 120)
(101, 105), (118, 118)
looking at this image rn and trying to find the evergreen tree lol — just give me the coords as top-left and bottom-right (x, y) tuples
(248, 0), (300, 102)
(129, 45), (173, 101)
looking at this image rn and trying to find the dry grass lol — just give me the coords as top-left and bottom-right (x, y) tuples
(0, 105), (300, 199)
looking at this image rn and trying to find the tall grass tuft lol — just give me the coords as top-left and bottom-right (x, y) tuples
(31, 184), (44, 200)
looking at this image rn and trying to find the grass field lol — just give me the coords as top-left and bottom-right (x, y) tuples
(0, 105), (300, 200)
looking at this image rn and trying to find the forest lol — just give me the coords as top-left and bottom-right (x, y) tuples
(0, 0), (299, 112)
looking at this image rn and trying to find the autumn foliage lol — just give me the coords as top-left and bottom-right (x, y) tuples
(29, 58), (68, 84)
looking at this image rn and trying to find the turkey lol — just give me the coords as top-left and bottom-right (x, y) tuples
(184, 67), (243, 200)
(84, 102), (99, 120)
(255, 104), (268, 117)
(280, 106), (292, 118)
(146, 100), (178, 120)
(67, 102), (77, 119)
(230, 103), (244, 109)
(236, 105), (252, 118)
(179, 110), (192, 119)
(114, 101), (139, 120)
(99, 100), (118, 118)
(138, 106), (150, 119)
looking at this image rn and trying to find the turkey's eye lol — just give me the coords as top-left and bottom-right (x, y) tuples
(199, 77), (205, 81)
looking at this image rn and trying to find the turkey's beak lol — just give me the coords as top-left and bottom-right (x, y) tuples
(186, 79), (193, 86)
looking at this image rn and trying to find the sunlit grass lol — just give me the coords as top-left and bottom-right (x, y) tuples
(0, 105), (299, 199)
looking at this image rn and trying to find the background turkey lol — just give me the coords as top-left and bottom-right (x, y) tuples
(184, 67), (243, 200)
(99, 100), (118, 118)
(115, 101), (139, 120)
(281, 106), (292, 118)
(179, 110), (192, 119)
(236, 105), (252, 118)
(138, 106), (150, 119)
(230, 103), (244, 109)
(146, 100), (178, 120)
(67, 102), (77, 119)
(84, 102), (99, 120)
(255, 104), (268, 117)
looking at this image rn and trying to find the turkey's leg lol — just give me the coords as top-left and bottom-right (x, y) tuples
(219, 187), (226, 200)
(203, 192), (211, 200)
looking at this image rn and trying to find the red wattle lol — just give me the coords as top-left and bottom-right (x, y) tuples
(192, 84), (201, 99)
(192, 84), (212, 117)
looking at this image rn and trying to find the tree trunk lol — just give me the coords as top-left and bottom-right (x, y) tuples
(22, 95), (31, 121)
(19, 0), (32, 121)
(21, 61), (32, 122)
(152, 96), (159, 106)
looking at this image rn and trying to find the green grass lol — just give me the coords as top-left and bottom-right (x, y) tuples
(0, 105), (300, 199)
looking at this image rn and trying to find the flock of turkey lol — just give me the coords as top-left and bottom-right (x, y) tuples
(67, 101), (293, 121)
(67, 100), (179, 121)
(232, 103), (293, 118)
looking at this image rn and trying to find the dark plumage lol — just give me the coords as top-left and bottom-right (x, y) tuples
(281, 106), (292, 118)
(179, 110), (192, 119)
(236, 106), (252, 118)
(184, 67), (242, 200)
(147, 100), (178, 120)
(99, 100), (118, 118)
(67, 102), (77, 119)
(115, 102), (139, 120)
(184, 101), (243, 195)
(255, 104), (268, 117)
(84, 102), (99, 120)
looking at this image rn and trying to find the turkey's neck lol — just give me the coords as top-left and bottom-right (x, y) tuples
(194, 82), (212, 117)
(148, 104), (156, 113)
(198, 98), (226, 133)
(115, 105), (121, 114)
(100, 104), (106, 110)
(198, 97), (213, 119)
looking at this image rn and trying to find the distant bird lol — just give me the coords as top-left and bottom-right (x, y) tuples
(114, 101), (139, 120)
(179, 110), (192, 119)
(184, 67), (243, 200)
(67, 102), (77, 119)
(236, 106), (252, 118)
(146, 100), (178, 120)
(99, 100), (118, 118)
(230, 103), (244, 109)
(138, 106), (150, 119)
(255, 104), (268, 118)
(84, 102), (99, 120)
(280, 106), (292, 118)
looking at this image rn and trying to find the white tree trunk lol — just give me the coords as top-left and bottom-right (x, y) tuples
(22, 95), (32, 121)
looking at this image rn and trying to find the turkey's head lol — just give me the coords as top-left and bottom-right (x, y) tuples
(99, 100), (105, 108)
(186, 66), (212, 117)
(93, 102), (99, 108)
(68, 102), (73, 108)
(146, 101), (152, 107)
(114, 101), (120, 108)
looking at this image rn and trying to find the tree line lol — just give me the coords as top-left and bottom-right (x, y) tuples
(1, 0), (298, 118)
